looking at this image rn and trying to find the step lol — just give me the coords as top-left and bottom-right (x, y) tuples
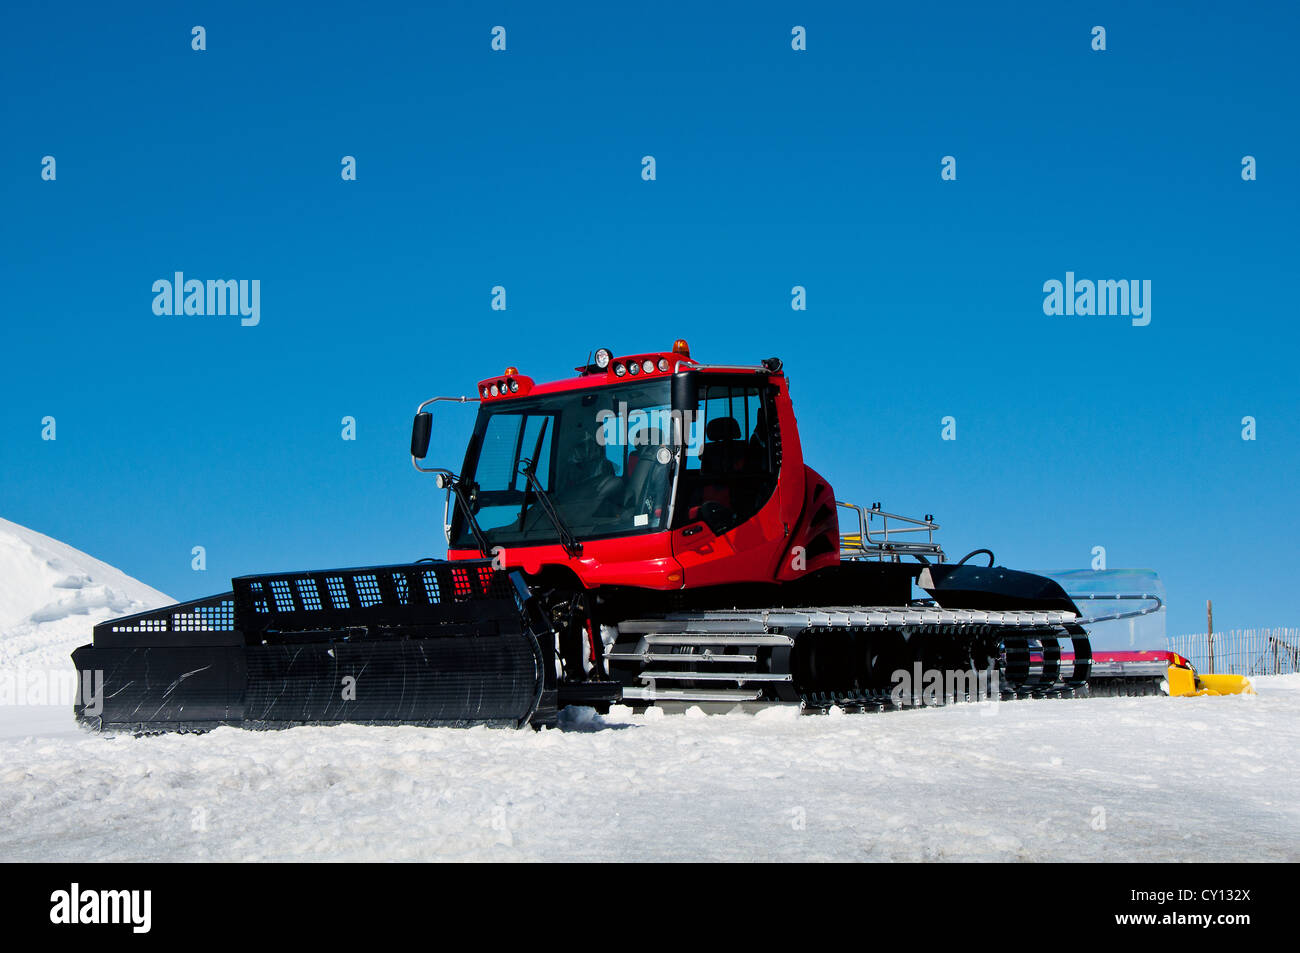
(641, 633), (793, 647)
(638, 670), (792, 684)
(605, 651), (759, 664)
(621, 686), (763, 703)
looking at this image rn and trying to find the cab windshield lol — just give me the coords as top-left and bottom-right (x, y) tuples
(450, 381), (677, 549)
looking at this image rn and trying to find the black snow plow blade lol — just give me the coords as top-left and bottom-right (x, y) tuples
(71, 560), (555, 732)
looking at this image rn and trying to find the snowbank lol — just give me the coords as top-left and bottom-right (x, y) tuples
(0, 516), (171, 685)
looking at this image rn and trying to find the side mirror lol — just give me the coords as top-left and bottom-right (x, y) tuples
(410, 412), (432, 459)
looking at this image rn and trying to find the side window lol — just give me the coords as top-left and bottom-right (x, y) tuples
(678, 381), (779, 527)
(695, 384), (774, 474)
(748, 386), (777, 473)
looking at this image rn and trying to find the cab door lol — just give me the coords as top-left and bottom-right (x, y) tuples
(671, 378), (787, 586)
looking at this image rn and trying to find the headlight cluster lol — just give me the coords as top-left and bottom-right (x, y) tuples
(482, 378), (521, 397)
(588, 341), (687, 379)
(610, 356), (673, 378)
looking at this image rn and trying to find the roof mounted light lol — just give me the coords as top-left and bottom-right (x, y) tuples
(657, 358), (669, 371)
(613, 363), (627, 377)
(505, 366), (519, 376)
(509, 379), (520, 392)
(672, 338), (691, 357)
(593, 348), (612, 369)
(628, 361), (640, 375)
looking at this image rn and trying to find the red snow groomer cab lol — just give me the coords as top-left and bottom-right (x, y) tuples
(438, 341), (841, 595)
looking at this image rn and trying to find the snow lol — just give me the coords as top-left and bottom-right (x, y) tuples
(0, 516), (172, 676)
(2, 517), (1297, 862)
(0, 685), (1295, 862)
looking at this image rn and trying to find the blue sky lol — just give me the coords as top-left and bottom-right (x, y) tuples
(2, 1), (1296, 637)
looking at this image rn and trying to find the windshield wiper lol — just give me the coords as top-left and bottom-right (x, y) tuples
(517, 418), (550, 533)
(432, 470), (492, 558)
(516, 454), (583, 559)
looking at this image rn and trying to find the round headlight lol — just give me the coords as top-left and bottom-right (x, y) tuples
(614, 363), (627, 377)
(642, 359), (655, 374)
(482, 387), (490, 398)
(509, 379), (519, 393)
(490, 384), (500, 396)
(594, 348), (612, 369)
(657, 358), (669, 371)
(628, 362), (640, 375)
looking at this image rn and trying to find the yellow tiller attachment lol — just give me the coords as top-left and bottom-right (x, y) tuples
(1165, 653), (1256, 697)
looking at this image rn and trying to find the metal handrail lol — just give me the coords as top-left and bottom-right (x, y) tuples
(1069, 591), (1164, 626)
(837, 501), (945, 562)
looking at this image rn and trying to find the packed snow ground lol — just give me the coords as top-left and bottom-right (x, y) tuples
(2, 686), (1297, 862)
(1, 517), (1297, 863)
